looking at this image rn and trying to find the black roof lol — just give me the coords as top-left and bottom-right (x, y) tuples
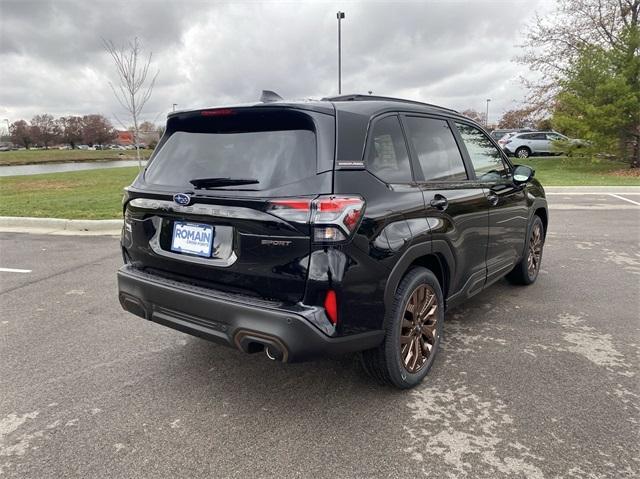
(323, 94), (459, 114)
(168, 93), (464, 121)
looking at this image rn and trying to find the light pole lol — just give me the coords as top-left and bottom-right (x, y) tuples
(337, 11), (345, 95)
(485, 99), (491, 127)
(172, 103), (177, 112)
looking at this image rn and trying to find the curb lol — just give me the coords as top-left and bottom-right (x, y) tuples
(1, 185), (638, 236)
(0, 216), (122, 236)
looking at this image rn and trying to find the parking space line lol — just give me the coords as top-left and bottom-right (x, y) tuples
(545, 192), (640, 195)
(0, 267), (32, 273)
(609, 194), (640, 206)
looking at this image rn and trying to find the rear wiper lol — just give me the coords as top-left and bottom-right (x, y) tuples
(189, 177), (260, 188)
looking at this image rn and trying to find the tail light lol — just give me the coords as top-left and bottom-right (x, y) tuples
(268, 195), (365, 243)
(267, 198), (312, 223)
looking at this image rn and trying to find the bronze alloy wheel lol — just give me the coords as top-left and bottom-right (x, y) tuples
(527, 223), (543, 277)
(400, 284), (439, 373)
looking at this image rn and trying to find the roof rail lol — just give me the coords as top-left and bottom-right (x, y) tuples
(322, 94), (458, 114)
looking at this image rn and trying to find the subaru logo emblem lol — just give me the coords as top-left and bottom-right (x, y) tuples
(173, 193), (191, 206)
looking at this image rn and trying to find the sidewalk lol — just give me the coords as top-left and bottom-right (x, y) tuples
(0, 216), (122, 236)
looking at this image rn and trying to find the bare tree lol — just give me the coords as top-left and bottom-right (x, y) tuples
(57, 116), (83, 149)
(82, 114), (116, 146)
(138, 121), (157, 133)
(9, 120), (33, 149)
(103, 37), (159, 168)
(31, 114), (61, 149)
(460, 109), (486, 125)
(497, 107), (536, 129)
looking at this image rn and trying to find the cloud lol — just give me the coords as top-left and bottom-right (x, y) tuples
(0, 0), (546, 126)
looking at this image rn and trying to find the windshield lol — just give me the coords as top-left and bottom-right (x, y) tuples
(144, 110), (318, 190)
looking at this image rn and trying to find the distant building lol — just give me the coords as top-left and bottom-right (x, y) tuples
(115, 129), (159, 147)
(116, 130), (134, 146)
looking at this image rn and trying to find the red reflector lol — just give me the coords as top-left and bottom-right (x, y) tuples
(200, 109), (235, 116)
(343, 208), (362, 231)
(324, 290), (338, 325)
(270, 199), (312, 210)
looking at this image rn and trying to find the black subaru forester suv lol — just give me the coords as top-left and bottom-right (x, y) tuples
(118, 94), (547, 389)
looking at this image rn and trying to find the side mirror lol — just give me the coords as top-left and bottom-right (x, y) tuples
(513, 164), (534, 184)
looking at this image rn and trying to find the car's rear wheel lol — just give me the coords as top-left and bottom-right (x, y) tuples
(516, 146), (531, 159)
(507, 215), (545, 285)
(361, 267), (444, 389)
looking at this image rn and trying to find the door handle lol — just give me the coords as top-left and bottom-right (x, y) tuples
(430, 195), (448, 210)
(487, 193), (499, 206)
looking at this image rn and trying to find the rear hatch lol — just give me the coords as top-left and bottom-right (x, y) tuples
(122, 107), (335, 303)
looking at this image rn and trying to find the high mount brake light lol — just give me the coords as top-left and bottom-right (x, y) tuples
(200, 109), (235, 116)
(267, 195), (365, 243)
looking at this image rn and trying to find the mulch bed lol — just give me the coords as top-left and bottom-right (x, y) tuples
(610, 168), (640, 177)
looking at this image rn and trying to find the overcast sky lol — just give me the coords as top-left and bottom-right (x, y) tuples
(0, 0), (552, 128)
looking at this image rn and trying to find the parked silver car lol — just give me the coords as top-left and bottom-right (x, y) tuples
(501, 131), (571, 158)
(490, 128), (534, 142)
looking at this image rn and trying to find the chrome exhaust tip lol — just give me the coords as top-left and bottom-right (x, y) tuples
(235, 329), (288, 362)
(265, 347), (279, 361)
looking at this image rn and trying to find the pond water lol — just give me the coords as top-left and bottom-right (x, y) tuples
(0, 160), (147, 177)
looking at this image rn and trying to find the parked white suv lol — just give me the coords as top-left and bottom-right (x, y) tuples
(501, 131), (570, 158)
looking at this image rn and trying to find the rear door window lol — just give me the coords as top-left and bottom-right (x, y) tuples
(404, 116), (468, 181)
(144, 110), (317, 190)
(365, 115), (413, 183)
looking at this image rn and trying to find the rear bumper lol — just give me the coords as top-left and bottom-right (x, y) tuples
(117, 265), (384, 362)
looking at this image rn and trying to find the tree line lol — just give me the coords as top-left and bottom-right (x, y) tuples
(515, 0), (638, 167)
(7, 114), (160, 150)
(458, 109), (555, 132)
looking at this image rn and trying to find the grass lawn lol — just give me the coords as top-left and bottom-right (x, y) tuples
(0, 157), (638, 220)
(0, 148), (152, 166)
(525, 156), (640, 186)
(0, 167), (139, 219)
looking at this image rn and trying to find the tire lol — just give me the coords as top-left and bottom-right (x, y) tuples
(361, 267), (444, 389)
(506, 215), (545, 285)
(515, 147), (531, 159)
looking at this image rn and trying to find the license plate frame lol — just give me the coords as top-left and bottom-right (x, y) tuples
(170, 222), (214, 258)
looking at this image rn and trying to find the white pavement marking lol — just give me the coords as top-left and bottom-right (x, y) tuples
(546, 192), (640, 195)
(0, 267), (32, 273)
(551, 205), (639, 210)
(545, 191), (640, 210)
(609, 194), (640, 206)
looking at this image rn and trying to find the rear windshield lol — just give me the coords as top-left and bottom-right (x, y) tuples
(144, 110), (317, 190)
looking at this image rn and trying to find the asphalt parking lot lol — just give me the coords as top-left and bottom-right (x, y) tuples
(1, 190), (639, 478)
